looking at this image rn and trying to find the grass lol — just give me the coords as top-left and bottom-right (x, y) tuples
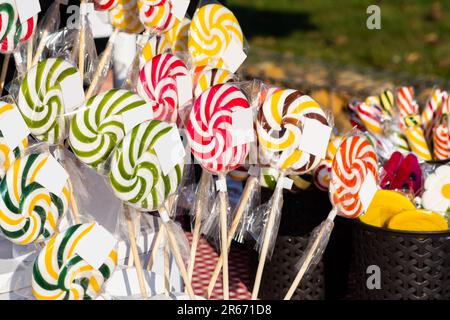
(227, 0), (450, 78)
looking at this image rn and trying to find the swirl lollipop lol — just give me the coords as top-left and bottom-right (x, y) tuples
(0, 152), (69, 245)
(137, 0), (176, 33)
(69, 89), (149, 171)
(110, 0), (144, 34)
(0, 102), (28, 179)
(109, 119), (195, 299)
(194, 68), (236, 98)
(0, 1), (17, 43)
(94, 0), (119, 10)
(189, 3), (244, 69)
(32, 223), (117, 300)
(137, 53), (189, 123)
(186, 83), (251, 299)
(166, 17), (190, 54)
(17, 58), (79, 144)
(284, 134), (378, 299)
(140, 34), (171, 66)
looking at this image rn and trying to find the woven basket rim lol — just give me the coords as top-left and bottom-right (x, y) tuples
(354, 219), (450, 237)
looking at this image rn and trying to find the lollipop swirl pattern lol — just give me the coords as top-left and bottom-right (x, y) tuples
(138, 0), (176, 33)
(69, 89), (148, 170)
(0, 15), (37, 53)
(257, 89), (329, 174)
(186, 84), (250, 173)
(0, 153), (69, 244)
(18, 58), (78, 144)
(137, 53), (189, 123)
(140, 34), (171, 67)
(330, 136), (378, 218)
(32, 223), (118, 300)
(111, 0), (144, 34)
(94, 0), (118, 11)
(0, 1), (17, 43)
(189, 3), (244, 69)
(0, 102), (28, 179)
(109, 120), (183, 210)
(194, 68), (236, 98)
(166, 17), (190, 54)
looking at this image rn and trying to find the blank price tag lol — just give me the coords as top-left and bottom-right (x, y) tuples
(359, 171), (378, 213)
(232, 108), (254, 147)
(215, 178), (227, 192)
(221, 39), (247, 73)
(153, 125), (186, 175)
(15, 0), (41, 24)
(176, 75), (193, 107)
(75, 224), (117, 270)
(34, 155), (69, 196)
(280, 177), (293, 190)
(59, 72), (86, 112)
(122, 104), (154, 134)
(172, 0), (190, 21)
(298, 117), (332, 159)
(80, 2), (94, 15)
(0, 106), (30, 150)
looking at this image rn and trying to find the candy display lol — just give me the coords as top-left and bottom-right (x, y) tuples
(137, 0), (176, 33)
(186, 83), (250, 173)
(194, 68), (236, 98)
(0, 102), (28, 178)
(189, 3), (244, 69)
(32, 223), (117, 300)
(0, 153), (69, 245)
(137, 53), (189, 122)
(18, 58), (78, 144)
(109, 120), (183, 210)
(422, 165), (450, 214)
(69, 89), (148, 171)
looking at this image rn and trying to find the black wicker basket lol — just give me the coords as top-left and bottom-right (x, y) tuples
(351, 220), (450, 300)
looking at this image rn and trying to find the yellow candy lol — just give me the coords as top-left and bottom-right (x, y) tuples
(387, 210), (448, 232)
(360, 190), (415, 228)
(166, 17), (190, 54)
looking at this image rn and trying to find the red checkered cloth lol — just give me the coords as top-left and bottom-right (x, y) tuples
(186, 233), (252, 300)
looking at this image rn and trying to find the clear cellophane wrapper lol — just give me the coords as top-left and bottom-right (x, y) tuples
(188, 169), (214, 227)
(121, 34), (150, 92)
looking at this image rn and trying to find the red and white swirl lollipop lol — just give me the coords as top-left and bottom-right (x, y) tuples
(137, 53), (190, 123)
(284, 134), (378, 299)
(94, 0), (119, 11)
(137, 0), (176, 33)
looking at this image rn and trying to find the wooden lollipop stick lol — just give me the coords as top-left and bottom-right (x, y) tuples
(67, 179), (81, 224)
(187, 171), (211, 281)
(124, 206), (148, 299)
(0, 54), (10, 95)
(206, 176), (258, 298)
(32, 2), (60, 66)
(284, 209), (337, 300)
(164, 232), (171, 295)
(159, 206), (196, 300)
(147, 225), (164, 271)
(251, 172), (286, 300)
(85, 28), (119, 99)
(217, 172), (229, 300)
(27, 40), (33, 70)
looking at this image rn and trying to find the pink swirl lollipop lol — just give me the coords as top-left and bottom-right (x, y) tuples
(94, 0), (119, 11)
(186, 83), (251, 174)
(137, 53), (189, 123)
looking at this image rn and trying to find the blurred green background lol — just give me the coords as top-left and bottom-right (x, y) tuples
(228, 0), (450, 78)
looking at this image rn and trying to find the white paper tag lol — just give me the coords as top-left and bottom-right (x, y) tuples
(159, 210), (170, 223)
(59, 72), (86, 112)
(298, 117), (332, 159)
(172, 0), (190, 21)
(281, 177), (293, 190)
(90, 10), (114, 38)
(221, 39), (247, 73)
(0, 105), (30, 150)
(153, 125), (186, 176)
(34, 155), (69, 196)
(176, 75), (193, 107)
(261, 167), (278, 177)
(75, 224), (117, 270)
(122, 104), (154, 134)
(232, 107), (254, 147)
(215, 178), (227, 192)
(248, 165), (259, 177)
(359, 171), (378, 213)
(14, 0), (41, 24)
(80, 2), (95, 15)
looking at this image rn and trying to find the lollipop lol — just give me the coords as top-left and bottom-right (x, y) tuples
(166, 17), (190, 54)
(140, 34), (171, 66)
(137, 53), (189, 123)
(94, 0), (119, 10)
(0, 0), (17, 43)
(109, 120), (183, 210)
(397, 86), (418, 121)
(69, 89), (149, 171)
(284, 134), (378, 299)
(422, 88), (444, 138)
(17, 58), (78, 144)
(257, 89), (329, 173)
(379, 89), (394, 117)
(0, 15), (37, 53)
(194, 68), (236, 98)
(0, 102), (28, 179)
(186, 83), (250, 173)
(355, 102), (382, 135)
(403, 115), (432, 161)
(189, 3), (244, 69)
(110, 0), (144, 34)
(433, 123), (450, 160)
(314, 159), (332, 191)
(32, 223), (117, 300)
(0, 153), (69, 245)
(137, 0), (176, 33)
